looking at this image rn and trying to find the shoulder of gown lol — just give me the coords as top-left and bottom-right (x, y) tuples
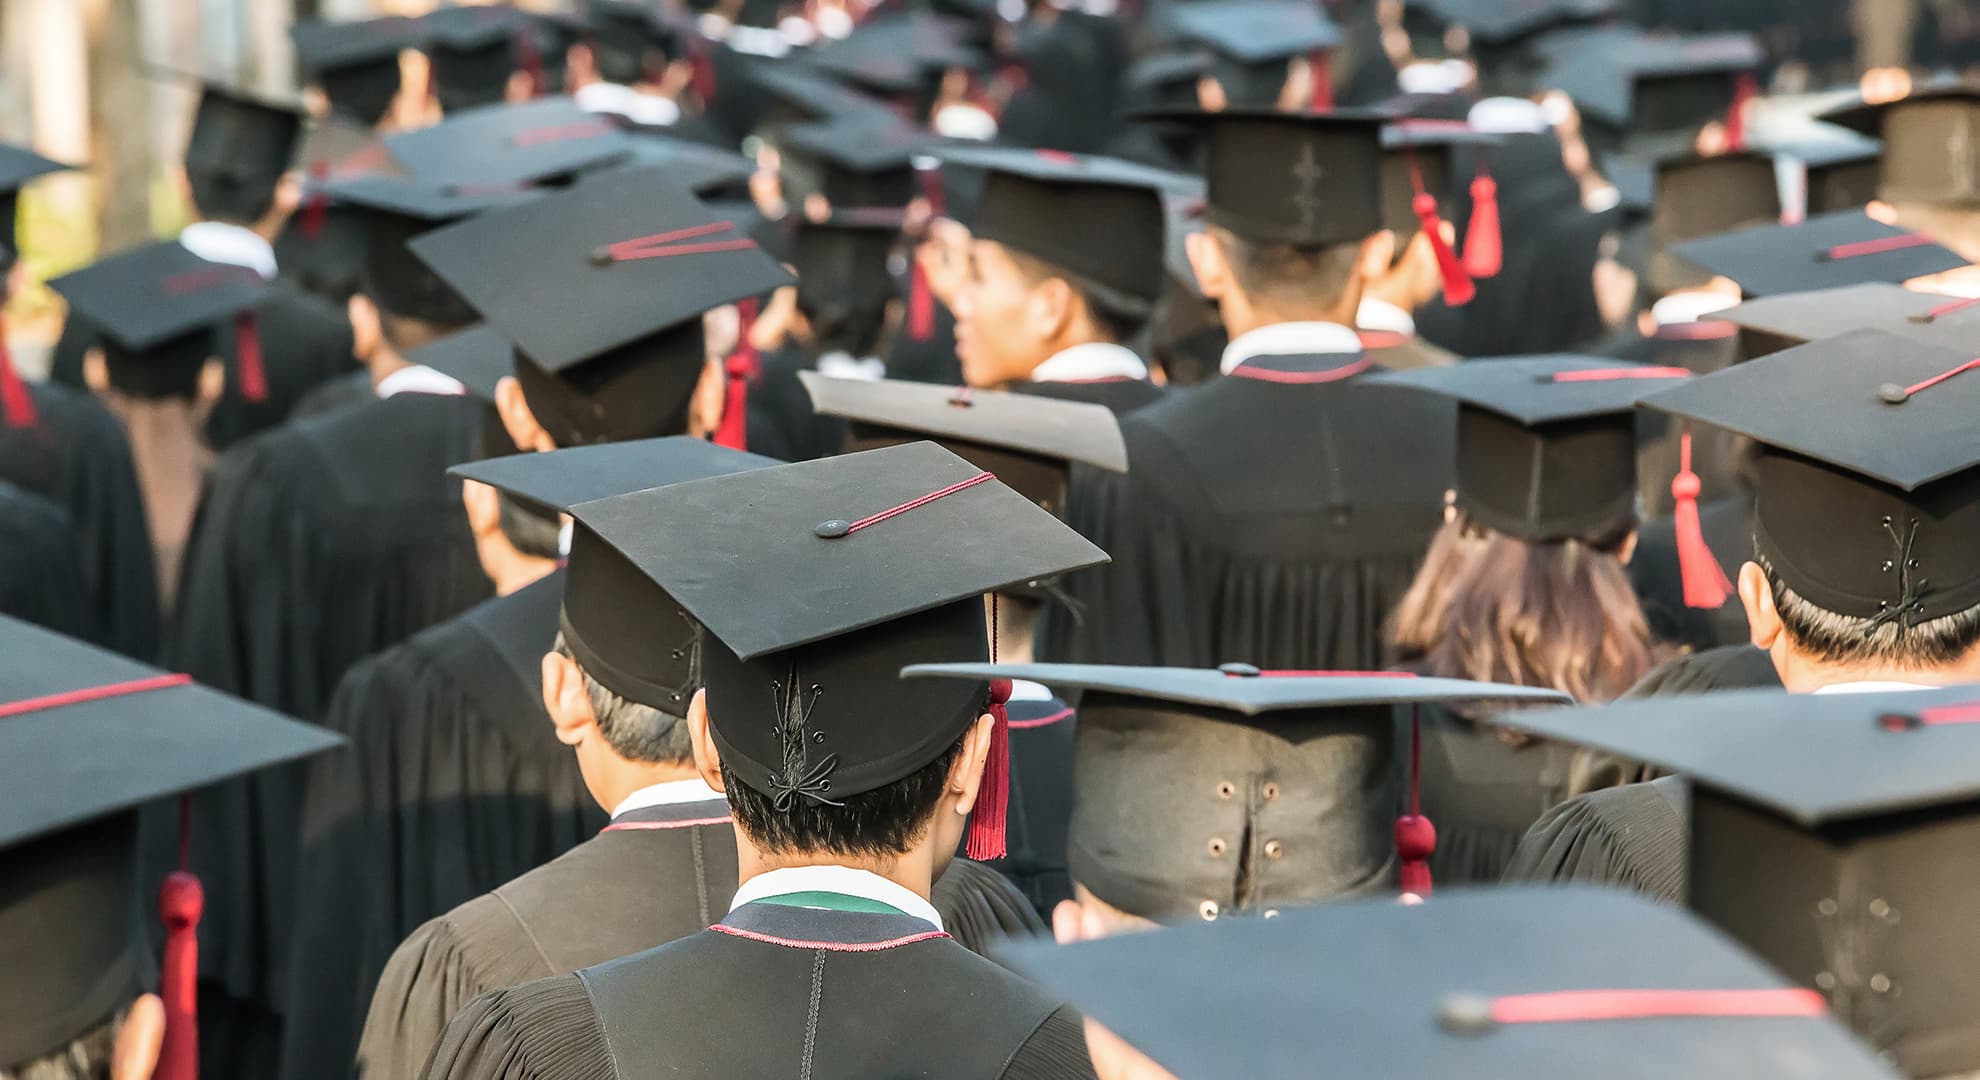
(421, 975), (613, 1080)
(1000, 1004), (1098, 1080)
(1501, 777), (1691, 904)
(1623, 645), (1781, 699)
(932, 857), (1048, 956)
(360, 895), (546, 1080)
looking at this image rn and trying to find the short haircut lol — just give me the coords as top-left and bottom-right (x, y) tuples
(795, 293), (891, 359)
(379, 310), (468, 354)
(1207, 224), (1362, 318)
(723, 726), (970, 859)
(1763, 555), (1980, 669)
(0, 1005), (122, 1080)
(465, 424), (564, 560)
(186, 169), (277, 227)
(1005, 246), (1152, 346)
(553, 636), (694, 764)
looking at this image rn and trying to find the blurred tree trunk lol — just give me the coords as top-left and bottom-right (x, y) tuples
(83, 0), (153, 250)
(246, 0), (293, 95)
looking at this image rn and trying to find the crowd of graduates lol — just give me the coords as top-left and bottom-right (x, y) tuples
(2, 0), (1980, 1077)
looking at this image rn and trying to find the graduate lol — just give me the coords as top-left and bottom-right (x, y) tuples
(0, 483), (98, 643)
(0, 615), (342, 1080)
(422, 442), (1107, 1079)
(1505, 328), (1980, 907)
(0, 144), (156, 660)
(1821, 85), (1980, 262)
(941, 146), (1171, 415)
(51, 81), (357, 450)
(1043, 110), (1455, 671)
(277, 168), (795, 1080)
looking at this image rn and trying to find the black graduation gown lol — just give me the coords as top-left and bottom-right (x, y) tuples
(0, 480), (102, 644)
(279, 572), (602, 1080)
(1500, 645), (1781, 899)
(291, 368), (378, 419)
(158, 389), (489, 1080)
(357, 797), (739, 1080)
(1041, 353), (1455, 670)
(0, 381), (156, 659)
(1013, 377), (1166, 416)
(51, 281), (357, 451)
(273, 206), (371, 309)
(743, 344), (849, 462)
(422, 902), (1094, 1080)
(985, 693), (1078, 918)
(1631, 493), (1756, 652)
(1412, 704), (1586, 887)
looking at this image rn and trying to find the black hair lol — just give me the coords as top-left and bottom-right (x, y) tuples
(1004, 248), (1154, 345)
(102, 331), (215, 401)
(796, 293), (892, 359)
(723, 731), (969, 858)
(1208, 224), (1362, 315)
(1763, 556), (1980, 669)
(186, 169), (278, 227)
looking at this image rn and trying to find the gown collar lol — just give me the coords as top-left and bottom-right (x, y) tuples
(179, 221), (277, 280)
(1030, 341), (1149, 383)
(730, 864), (945, 931)
(1219, 320), (1364, 376)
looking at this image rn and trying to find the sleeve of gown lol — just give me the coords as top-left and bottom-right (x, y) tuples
(359, 914), (491, 1080)
(420, 976), (615, 1080)
(1038, 460), (1160, 666)
(62, 398), (158, 661)
(932, 858), (1047, 957)
(1500, 786), (1687, 904)
(999, 1005), (1099, 1080)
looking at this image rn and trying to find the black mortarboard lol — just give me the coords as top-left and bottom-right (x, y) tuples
(791, 211), (901, 316)
(1127, 50), (1211, 110)
(49, 242), (267, 397)
(800, 12), (981, 110)
(776, 117), (927, 209)
(907, 663), (1565, 920)
(1369, 356), (1687, 540)
(799, 373), (1127, 517)
(566, 442), (1107, 806)
(1158, 109), (1388, 247)
(1670, 210), (1971, 299)
(586, 0), (674, 85)
(291, 16), (423, 127)
(1651, 150), (1781, 250)
(1169, 0), (1339, 108)
(1785, 136), (1883, 216)
(935, 146), (1172, 309)
(999, 886), (1901, 1079)
(422, 4), (534, 113)
(1485, 686), (1980, 1077)
(319, 174), (537, 325)
(0, 144), (73, 266)
(0, 615), (341, 1068)
(383, 97), (635, 189)
(1820, 83), (1980, 207)
(610, 131), (755, 196)
(410, 166), (794, 446)
(183, 81), (304, 191)
(1402, 0), (1620, 48)
(451, 438), (778, 711)
(1543, 31), (1760, 151)
(1714, 283), (1980, 361)
(407, 324), (512, 401)
(1639, 328), (1980, 623)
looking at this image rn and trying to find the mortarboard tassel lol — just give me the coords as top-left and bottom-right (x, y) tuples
(1723, 72), (1757, 153)
(1438, 988), (1827, 1033)
(966, 594), (1011, 861)
(1408, 151), (1475, 307)
(1671, 427), (1732, 609)
(714, 297), (760, 451)
(157, 793), (203, 1080)
(1395, 703), (1435, 899)
(301, 161), (330, 241)
(234, 310), (268, 404)
(686, 36), (718, 106)
(0, 314), (39, 430)
(1307, 48), (1333, 113)
(907, 259), (935, 342)
(1461, 161), (1501, 279)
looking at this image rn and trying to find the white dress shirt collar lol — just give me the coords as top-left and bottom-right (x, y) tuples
(574, 81), (682, 127)
(1810, 681), (1938, 695)
(611, 776), (725, 819)
(1650, 291), (1741, 327)
(179, 221), (277, 280)
(1030, 342), (1149, 383)
(375, 364), (466, 400)
(1356, 298), (1416, 337)
(816, 352), (887, 382)
(730, 864), (945, 931)
(1219, 320), (1363, 375)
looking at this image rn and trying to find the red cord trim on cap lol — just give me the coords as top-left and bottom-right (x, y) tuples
(601, 816), (733, 831)
(510, 119), (615, 146)
(0, 673), (192, 719)
(1486, 988), (1828, 1024)
(1912, 295), (1980, 323)
(601, 220), (756, 263)
(1900, 357), (1980, 397)
(711, 923), (951, 952)
(161, 267), (252, 295)
(1881, 702), (1980, 730)
(1227, 669), (1416, 677)
(845, 472), (995, 534)
(1820, 233), (1935, 261)
(1228, 357), (1374, 384)
(1007, 707), (1074, 730)
(1550, 366), (1691, 382)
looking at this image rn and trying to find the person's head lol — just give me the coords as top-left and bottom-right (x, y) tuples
(493, 318), (717, 451)
(544, 633), (698, 808)
(346, 203), (486, 376)
(180, 87), (303, 232)
(955, 239), (1152, 386)
(1051, 880), (1159, 944)
(459, 417), (563, 592)
(1740, 555), (1980, 690)
(1186, 224), (1392, 334)
(182, 167), (300, 235)
(791, 218), (899, 361)
(81, 333), (226, 414)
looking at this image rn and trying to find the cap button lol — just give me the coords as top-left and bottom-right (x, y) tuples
(1438, 995), (1497, 1036)
(1218, 662), (1261, 678)
(813, 519), (852, 539)
(588, 246), (616, 267)
(1878, 383), (1911, 405)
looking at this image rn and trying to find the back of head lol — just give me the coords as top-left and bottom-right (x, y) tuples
(185, 169), (279, 228)
(102, 331), (216, 402)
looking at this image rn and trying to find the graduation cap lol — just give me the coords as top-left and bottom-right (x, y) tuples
(1671, 210), (1971, 299)
(907, 663), (1567, 917)
(49, 241), (269, 400)
(450, 437), (778, 711)
(1650, 150), (1782, 249)
(1162, 186), (1209, 299)
(1543, 31), (1761, 151)
(182, 80), (304, 216)
(315, 173), (537, 325)
(1169, 0), (1340, 110)
(1484, 685), (1980, 1076)
(1127, 50), (1211, 110)
(409, 165), (794, 446)
(1819, 83), (1980, 207)
(1402, 0), (1621, 49)
(0, 614), (341, 1072)
(420, 4), (538, 113)
(1639, 328), (1980, 626)
(800, 12), (982, 110)
(789, 209), (902, 324)
(585, 0), (676, 85)
(291, 16), (424, 127)
(934, 146), (1173, 311)
(1368, 355), (1688, 541)
(998, 886), (1902, 1079)
(1713, 283), (1980, 361)
(799, 373), (1127, 516)
(0, 143), (73, 266)
(1381, 120), (1504, 303)
(1780, 135), (1884, 216)
(609, 131), (755, 196)
(1155, 109), (1388, 248)
(382, 97), (635, 189)
(567, 442), (1107, 857)
(776, 116), (927, 210)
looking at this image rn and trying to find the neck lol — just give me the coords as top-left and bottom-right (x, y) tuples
(208, 216), (280, 244)
(1361, 274), (1419, 316)
(1774, 647), (1980, 694)
(993, 598), (1040, 663)
(734, 836), (939, 903)
(595, 757), (705, 814)
(366, 346), (412, 386)
(1221, 294), (1358, 340)
(486, 548), (557, 598)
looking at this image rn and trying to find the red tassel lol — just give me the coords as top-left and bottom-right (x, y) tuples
(0, 315), (38, 430)
(907, 260), (934, 342)
(1461, 167), (1501, 279)
(714, 298), (759, 450)
(1672, 428), (1732, 609)
(1307, 49), (1333, 112)
(156, 796), (202, 1080)
(1395, 705), (1435, 899)
(687, 38), (717, 105)
(1725, 72), (1757, 152)
(234, 311), (268, 404)
(1413, 191), (1474, 307)
(966, 676), (1012, 860)
(301, 162), (329, 241)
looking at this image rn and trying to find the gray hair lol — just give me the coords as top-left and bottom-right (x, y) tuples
(1763, 556), (1980, 669)
(552, 634), (694, 765)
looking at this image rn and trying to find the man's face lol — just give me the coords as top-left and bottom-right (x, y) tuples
(952, 238), (1051, 388)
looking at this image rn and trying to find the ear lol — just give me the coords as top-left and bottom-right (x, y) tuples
(1051, 899), (1086, 944)
(1032, 275), (1078, 342)
(1617, 528), (1639, 566)
(196, 357), (227, 410)
(687, 689), (727, 793)
(111, 992), (165, 1080)
(540, 649), (599, 747)
(946, 712), (996, 817)
(1185, 230), (1232, 302)
(1356, 229), (1399, 285)
(505, 68), (535, 104)
(460, 478), (502, 540)
(494, 375), (554, 452)
(347, 293), (382, 364)
(1195, 74), (1228, 112)
(82, 348), (109, 393)
(1738, 560), (1781, 651)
